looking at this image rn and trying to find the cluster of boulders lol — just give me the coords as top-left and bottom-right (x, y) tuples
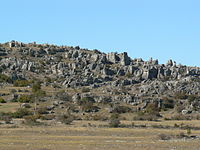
(1, 41), (200, 109)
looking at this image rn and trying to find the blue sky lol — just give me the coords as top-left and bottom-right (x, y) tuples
(1, 0), (200, 66)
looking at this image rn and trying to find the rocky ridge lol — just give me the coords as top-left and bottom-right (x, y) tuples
(1, 41), (200, 114)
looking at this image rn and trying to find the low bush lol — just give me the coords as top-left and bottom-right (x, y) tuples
(187, 128), (191, 135)
(17, 95), (32, 103)
(79, 97), (97, 112)
(80, 97), (95, 104)
(175, 104), (185, 113)
(0, 97), (6, 103)
(40, 114), (55, 120)
(176, 132), (186, 138)
(109, 119), (121, 128)
(91, 114), (108, 121)
(57, 113), (74, 125)
(133, 113), (159, 121)
(174, 123), (179, 128)
(162, 99), (175, 109)
(37, 107), (48, 115)
(145, 103), (160, 115)
(170, 114), (191, 120)
(188, 95), (199, 103)
(111, 105), (132, 114)
(158, 134), (171, 140)
(13, 80), (32, 87)
(12, 108), (31, 118)
(33, 90), (46, 97)
(133, 103), (161, 121)
(23, 115), (40, 126)
(2, 115), (12, 124)
(125, 72), (132, 78)
(0, 74), (12, 83)
(109, 113), (121, 128)
(56, 90), (71, 101)
(81, 87), (90, 93)
(0, 112), (12, 124)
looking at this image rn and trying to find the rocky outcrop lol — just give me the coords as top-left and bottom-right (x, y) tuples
(1, 41), (200, 106)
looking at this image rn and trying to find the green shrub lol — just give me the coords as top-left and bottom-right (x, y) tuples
(45, 77), (52, 83)
(80, 97), (95, 104)
(81, 87), (90, 93)
(56, 90), (71, 101)
(57, 113), (74, 124)
(162, 98), (175, 109)
(34, 90), (46, 98)
(84, 105), (100, 113)
(23, 115), (40, 126)
(13, 80), (32, 87)
(133, 107), (160, 121)
(12, 108), (31, 118)
(18, 95), (32, 103)
(112, 105), (132, 114)
(110, 113), (119, 119)
(32, 81), (42, 93)
(174, 123), (179, 128)
(158, 134), (171, 140)
(109, 119), (121, 128)
(80, 97), (99, 112)
(37, 107), (48, 114)
(188, 95), (199, 103)
(145, 103), (160, 115)
(175, 104), (185, 113)
(133, 113), (159, 121)
(0, 97), (6, 103)
(0, 74), (12, 83)
(40, 114), (55, 120)
(125, 72), (132, 78)
(11, 98), (18, 102)
(79, 97), (95, 112)
(91, 114), (108, 121)
(187, 128), (191, 135)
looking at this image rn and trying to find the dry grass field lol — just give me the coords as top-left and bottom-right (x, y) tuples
(1, 120), (200, 150)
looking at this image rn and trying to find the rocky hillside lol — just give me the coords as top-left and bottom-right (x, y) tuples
(1, 40), (200, 118)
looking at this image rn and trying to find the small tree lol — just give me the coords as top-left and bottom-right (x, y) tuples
(32, 81), (42, 93)
(186, 127), (191, 135)
(32, 81), (46, 115)
(145, 103), (160, 115)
